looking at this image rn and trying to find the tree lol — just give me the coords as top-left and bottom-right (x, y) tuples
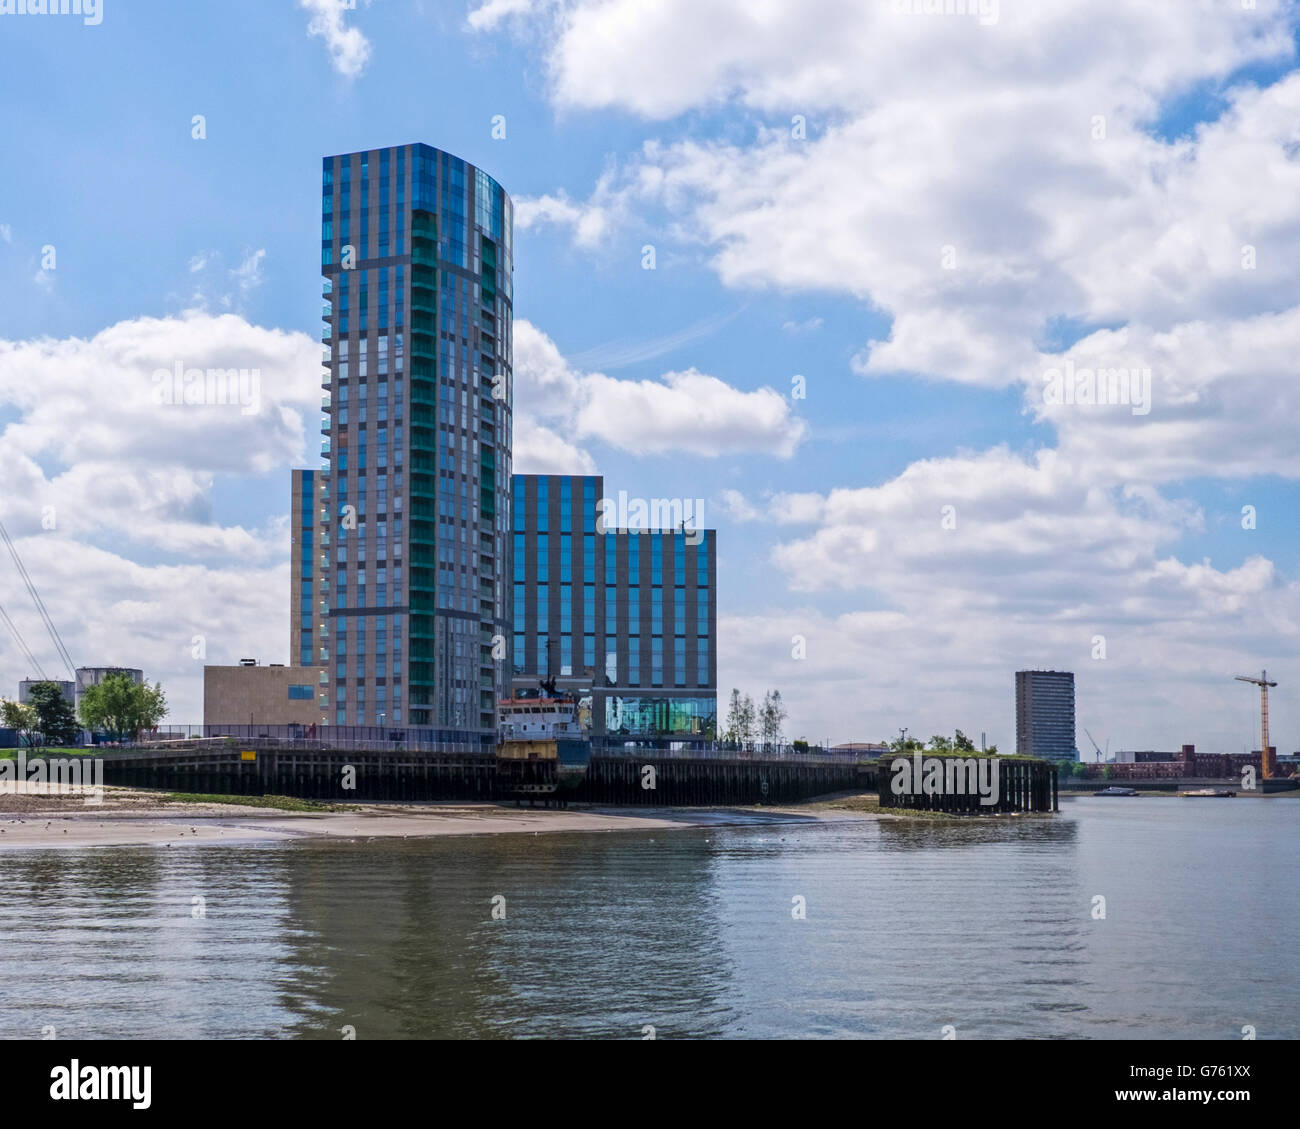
(736, 693), (757, 749)
(77, 674), (167, 742)
(723, 688), (745, 746)
(928, 734), (953, 753)
(953, 729), (977, 753)
(0, 699), (39, 748)
(26, 682), (80, 747)
(759, 690), (787, 751)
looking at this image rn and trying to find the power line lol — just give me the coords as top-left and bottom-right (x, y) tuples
(0, 519), (76, 680)
(0, 601), (47, 681)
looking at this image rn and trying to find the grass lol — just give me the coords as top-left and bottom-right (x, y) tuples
(0, 747), (100, 759)
(155, 792), (352, 813)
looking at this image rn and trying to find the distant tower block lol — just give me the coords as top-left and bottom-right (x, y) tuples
(1015, 670), (1076, 762)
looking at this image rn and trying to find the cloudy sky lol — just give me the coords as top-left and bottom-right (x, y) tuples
(1, 0), (1298, 752)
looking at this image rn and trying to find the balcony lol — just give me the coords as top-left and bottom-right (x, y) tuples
(321, 395), (331, 410)
(321, 441), (331, 457)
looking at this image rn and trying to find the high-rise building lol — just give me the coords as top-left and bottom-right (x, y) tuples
(510, 474), (717, 740)
(310, 144), (514, 733)
(1015, 669), (1077, 761)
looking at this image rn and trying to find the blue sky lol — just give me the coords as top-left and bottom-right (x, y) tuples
(2, 0), (1299, 751)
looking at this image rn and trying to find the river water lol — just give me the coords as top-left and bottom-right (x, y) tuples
(0, 797), (1294, 1039)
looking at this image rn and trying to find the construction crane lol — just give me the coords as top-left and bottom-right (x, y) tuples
(1084, 728), (1103, 763)
(1234, 670), (1278, 780)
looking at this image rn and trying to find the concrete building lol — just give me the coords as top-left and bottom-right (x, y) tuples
(1015, 669), (1077, 761)
(18, 679), (75, 706)
(74, 667), (144, 711)
(510, 474), (717, 740)
(203, 660), (325, 729)
(300, 143), (514, 735)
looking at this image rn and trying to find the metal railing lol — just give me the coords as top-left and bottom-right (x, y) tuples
(128, 727), (875, 763)
(137, 724), (496, 755)
(592, 739), (869, 764)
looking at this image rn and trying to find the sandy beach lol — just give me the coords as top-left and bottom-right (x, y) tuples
(0, 783), (860, 850)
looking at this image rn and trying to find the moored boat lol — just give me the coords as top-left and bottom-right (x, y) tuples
(496, 685), (592, 801)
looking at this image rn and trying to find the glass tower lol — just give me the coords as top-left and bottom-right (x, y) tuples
(510, 474), (717, 739)
(317, 144), (513, 733)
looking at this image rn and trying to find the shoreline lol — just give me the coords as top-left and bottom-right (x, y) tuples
(0, 786), (870, 850)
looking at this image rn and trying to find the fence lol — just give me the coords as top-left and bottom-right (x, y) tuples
(132, 726), (870, 763)
(137, 723), (496, 754)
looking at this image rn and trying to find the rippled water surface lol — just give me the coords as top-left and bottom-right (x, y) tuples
(1, 797), (1295, 1039)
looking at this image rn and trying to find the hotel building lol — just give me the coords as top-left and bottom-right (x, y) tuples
(510, 474), (717, 740)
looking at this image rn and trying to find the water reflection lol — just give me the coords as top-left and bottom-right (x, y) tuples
(0, 801), (1294, 1039)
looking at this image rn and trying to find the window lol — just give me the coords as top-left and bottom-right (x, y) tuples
(288, 685), (314, 700)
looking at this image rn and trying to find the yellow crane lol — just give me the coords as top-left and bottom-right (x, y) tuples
(1234, 670), (1278, 779)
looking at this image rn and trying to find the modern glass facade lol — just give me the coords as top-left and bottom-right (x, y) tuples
(511, 474), (717, 738)
(314, 145), (513, 732)
(1015, 669), (1077, 761)
(289, 468), (323, 677)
